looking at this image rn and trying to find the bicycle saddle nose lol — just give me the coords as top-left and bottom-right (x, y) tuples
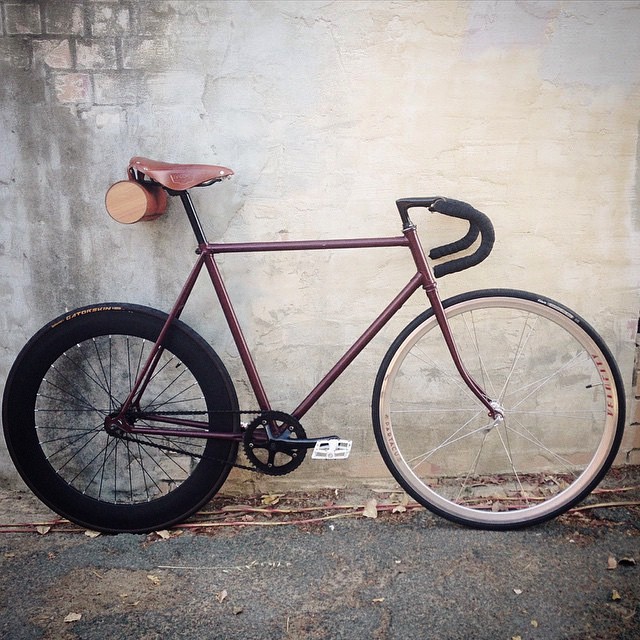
(128, 156), (234, 191)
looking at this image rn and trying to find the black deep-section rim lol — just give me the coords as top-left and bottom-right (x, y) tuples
(3, 303), (240, 533)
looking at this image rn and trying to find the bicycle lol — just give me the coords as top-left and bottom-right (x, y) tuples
(2, 157), (626, 533)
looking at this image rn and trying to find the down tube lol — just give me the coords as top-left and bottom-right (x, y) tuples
(293, 273), (424, 418)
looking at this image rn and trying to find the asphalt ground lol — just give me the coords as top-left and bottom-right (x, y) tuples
(0, 473), (639, 640)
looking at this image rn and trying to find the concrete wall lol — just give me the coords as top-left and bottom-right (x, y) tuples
(1, 0), (639, 493)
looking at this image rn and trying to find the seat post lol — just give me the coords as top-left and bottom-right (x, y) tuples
(179, 191), (208, 245)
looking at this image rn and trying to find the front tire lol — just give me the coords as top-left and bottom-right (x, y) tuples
(3, 303), (240, 533)
(372, 289), (625, 529)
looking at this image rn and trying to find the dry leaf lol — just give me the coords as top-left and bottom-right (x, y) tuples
(513, 588), (523, 595)
(155, 530), (171, 540)
(84, 530), (101, 538)
(607, 556), (618, 570)
(372, 597), (385, 603)
(392, 504), (407, 514)
(216, 589), (228, 603)
(531, 620), (539, 628)
(512, 636), (522, 640)
(36, 525), (51, 535)
(362, 498), (378, 519)
(147, 575), (161, 585)
(619, 557), (636, 566)
(612, 589), (622, 601)
(233, 606), (243, 615)
(261, 494), (283, 506)
(64, 612), (82, 623)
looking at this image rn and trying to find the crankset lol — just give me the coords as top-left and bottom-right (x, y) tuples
(242, 411), (345, 476)
(243, 411), (308, 476)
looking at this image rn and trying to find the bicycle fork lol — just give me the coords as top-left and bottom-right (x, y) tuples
(404, 224), (502, 422)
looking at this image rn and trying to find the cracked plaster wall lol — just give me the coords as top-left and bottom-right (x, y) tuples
(1, 0), (639, 491)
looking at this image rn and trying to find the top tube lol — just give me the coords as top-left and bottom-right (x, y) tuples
(204, 236), (410, 253)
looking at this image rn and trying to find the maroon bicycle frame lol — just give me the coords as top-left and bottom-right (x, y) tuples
(118, 192), (496, 441)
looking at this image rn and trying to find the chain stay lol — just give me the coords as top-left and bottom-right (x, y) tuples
(118, 407), (265, 472)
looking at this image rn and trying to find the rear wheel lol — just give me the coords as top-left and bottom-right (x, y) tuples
(372, 289), (625, 529)
(3, 304), (240, 533)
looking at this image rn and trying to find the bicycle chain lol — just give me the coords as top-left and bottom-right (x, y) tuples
(116, 409), (265, 473)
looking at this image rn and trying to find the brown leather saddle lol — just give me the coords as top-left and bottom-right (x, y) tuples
(128, 157), (234, 191)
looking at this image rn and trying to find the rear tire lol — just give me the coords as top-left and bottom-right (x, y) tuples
(3, 303), (240, 533)
(372, 289), (625, 529)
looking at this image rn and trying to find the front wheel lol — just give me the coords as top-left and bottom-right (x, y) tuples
(2, 303), (240, 533)
(372, 289), (625, 529)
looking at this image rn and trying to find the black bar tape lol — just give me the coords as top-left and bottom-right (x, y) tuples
(428, 198), (495, 278)
(429, 224), (479, 260)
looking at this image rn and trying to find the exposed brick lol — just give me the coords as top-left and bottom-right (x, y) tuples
(134, 1), (172, 36)
(77, 105), (126, 132)
(93, 106), (125, 130)
(88, 3), (131, 37)
(32, 39), (72, 70)
(0, 37), (31, 69)
(53, 72), (92, 104)
(44, 2), (85, 36)
(93, 72), (142, 105)
(121, 37), (173, 70)
(76, 40), (118, 70)
(5, 3), (42, 35)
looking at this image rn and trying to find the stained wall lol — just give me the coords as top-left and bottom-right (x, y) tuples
(1, 1), (639, 490)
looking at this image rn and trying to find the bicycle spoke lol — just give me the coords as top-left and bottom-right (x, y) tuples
(34, 333), (216, 503)
(43, 423), (104, 470)
(375, 292), (623, 528)
(407, 415), (487, 469)
(496, 313), (539, 404)
(503, 416), (582, 475)
(455, 430), (490, 503)
(461, 311), (499, 399)
(406, 345), (483, 406)
(506, 351), (591, 411)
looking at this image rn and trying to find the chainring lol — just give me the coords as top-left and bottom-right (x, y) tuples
(243, 411), (307, 476)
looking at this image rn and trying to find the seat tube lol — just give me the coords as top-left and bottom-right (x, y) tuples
(202, 251), (272, 411)
(404, 226), (497, 417)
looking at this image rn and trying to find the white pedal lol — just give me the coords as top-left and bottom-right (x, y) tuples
(312, 439), (352, 460)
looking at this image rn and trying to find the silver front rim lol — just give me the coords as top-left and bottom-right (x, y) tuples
(377, 296), (620, 526)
